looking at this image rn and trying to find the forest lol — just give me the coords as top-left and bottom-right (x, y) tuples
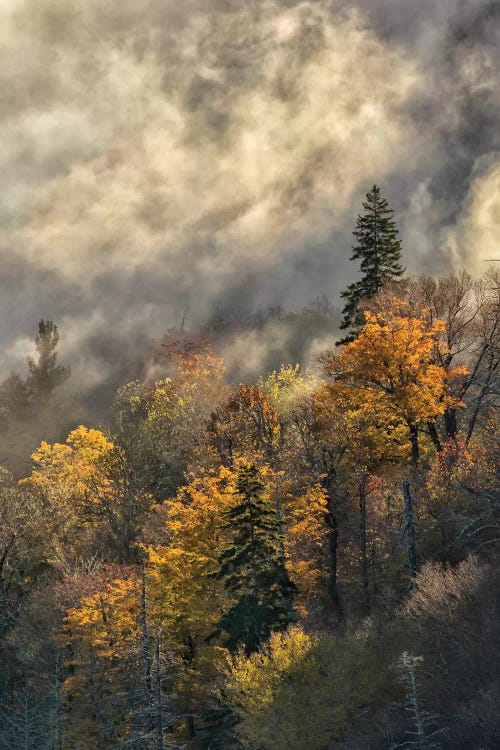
(0, 186), (499, 750)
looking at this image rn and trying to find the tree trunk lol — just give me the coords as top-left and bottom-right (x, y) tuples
(321, 450), (343, 620)
(140, 567), (155, 744)
(275, 478), (286, 558)
(426, 421), (442, 452)
(187, 714), (196, 739)
(408, 423), (420, 466)
(324, 489), (343, 620)
(53, 652), (62, 750)
(466, 381), (493, 443)
(358, 474), (370, 614)
(443, 408), (458, 440)
(154, 635), (164, 750)
(140, 569), (152, 694)
(402, 480), (419, 579)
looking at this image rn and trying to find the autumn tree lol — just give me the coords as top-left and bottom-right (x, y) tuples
(322, 309), (467, 465)
(0, 472), (54, 640)
(146, 466), (238, 742)
(24, 426), (152, 562)
(114, 342), (228, 499)
(215, 463), (296, 654)
(283, 484), (330, 614)
(338, 185), (404, 343)
(404, 270), (499, 440)
(209, 384), (282, 468)
(58, 570), (141, 747)
(87, 443), (154, 563)
(263, 370), (350, 616)
(223, 625), (391, 750)
(402, 558), (500, 748)
(306, 391), (396, 613)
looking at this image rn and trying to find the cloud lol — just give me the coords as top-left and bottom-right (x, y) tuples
(443, 158), (500, 272)
(0, 0), (498, 401)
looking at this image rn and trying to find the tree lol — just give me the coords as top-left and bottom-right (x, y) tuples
(403, 558), (500, 748)
(58, 570), (141, 747)
(26, 321), (70, 399)
(419, 437), (498, 562)
(0, 474), (54, 640)
(209, 384), (282, 468)
(223, 625), (391, 750)
(396, 652), (442, 749)
(215, 463), (296, 654)
(0, 321), (71, 475)
(24, 426), (153, 562)
(405, 270), (499, 440)
(338, 185), (404, 343)
(146, 466), (238, 743)
(321, 309), (467, 465)
(0, 373), (30, 421)
(0, 689), (54, 750)
(114, 342), (228, 500)
(283, 484), (330, 614)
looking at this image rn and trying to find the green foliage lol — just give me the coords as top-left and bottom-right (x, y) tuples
(0, 320), (71, 476)
(339, 185), (404, 343)
(113, 345), (226, 499)
(27, 320), (70, 399)
(215, 463), (296, 653)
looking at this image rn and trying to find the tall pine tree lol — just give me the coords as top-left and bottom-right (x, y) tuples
(215, 463), (296, 654)
(338, 185), (404, 344)
(26, 321), (70, 399)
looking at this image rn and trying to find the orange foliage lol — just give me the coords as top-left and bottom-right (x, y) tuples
(319, 310), (468, 461)
(284, 485), (329, 613)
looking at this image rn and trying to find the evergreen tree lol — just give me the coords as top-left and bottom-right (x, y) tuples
(26, 321), (70, 398)
(215, 463), (296, 654)
(0, 322), (70, 473)
(338, 185), (404, 344)
(0, 372), (30, 421)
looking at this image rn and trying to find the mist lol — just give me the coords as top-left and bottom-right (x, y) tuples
(1, 0), (498, 402)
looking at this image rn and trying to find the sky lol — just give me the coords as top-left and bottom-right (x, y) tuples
(0, 0), (499, 398)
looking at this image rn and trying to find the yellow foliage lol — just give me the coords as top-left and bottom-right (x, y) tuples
(226, 626), (316, 716)
(224, 625), (391, 750)
(141, 348), (226, 452)
(147, 466), (238, 644)
(259, 364), (307, 416)
(63, 574), (140, 660)
(284, 485), (329, 612)
(23, 425), (114, 503)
